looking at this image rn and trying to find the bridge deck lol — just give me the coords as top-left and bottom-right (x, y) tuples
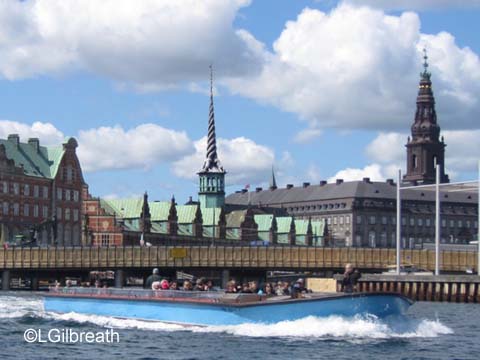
(0, 246), (477, 272)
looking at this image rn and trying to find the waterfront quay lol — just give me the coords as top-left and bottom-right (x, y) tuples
(1, 245), (479, 302)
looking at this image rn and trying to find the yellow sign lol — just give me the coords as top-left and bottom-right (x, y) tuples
(170, 248), (187, 259)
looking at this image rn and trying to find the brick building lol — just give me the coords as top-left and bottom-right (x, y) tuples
(0, 135), (85, 246)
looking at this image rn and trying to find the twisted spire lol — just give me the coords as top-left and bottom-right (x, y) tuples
(201, 65), (224, 173)
(421, 47), (431, 79)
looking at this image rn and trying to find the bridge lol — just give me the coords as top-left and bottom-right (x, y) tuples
(0, 245), (477, 272)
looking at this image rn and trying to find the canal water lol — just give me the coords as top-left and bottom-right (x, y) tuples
(0, 292), (478, 360)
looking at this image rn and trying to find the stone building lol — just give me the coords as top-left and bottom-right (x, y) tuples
(0, 135), (85, 246)
(226, 53), (478, 248)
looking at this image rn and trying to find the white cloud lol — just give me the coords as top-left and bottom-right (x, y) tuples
(0, 0), (261, 88)
(77, 124), (193, 172)
(364, 130), (480, 180)
(344, 0), (480, 10)
(0, 120), (64, 145)
(293, 128), (323, 143)
(172, 136), (276, 185)
(225, 4), (480, 131)
(328, 164), (387, 182)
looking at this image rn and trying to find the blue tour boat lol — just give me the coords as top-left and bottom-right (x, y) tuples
(43, 288), (413, 326)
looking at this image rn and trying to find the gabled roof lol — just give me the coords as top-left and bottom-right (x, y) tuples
(177, 205), (198, 224)
(202, 207), (222, 226)
(100, 198), (143, 219)
(294, 219), (310, 235)
(0, 137), (68, 179)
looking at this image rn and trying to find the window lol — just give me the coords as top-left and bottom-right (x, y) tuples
(65, 190), (71, 201)
(380, 232), (387, 247)
(65, 208), (70, 220)
(409, 218), (415, 226)
(23, 204), (29, 217)
(57, 207), (62, 220)
(339, 216), (344, 225)
(345, 216), (350, 225)
(381, 216), (387, 225)
(391, 217), (396, 225)
(356, 216), (362, 225)
(426, 218), (431, 227)
(24, 184), (30, 196)
(73, 191), (79, 202)
(2, 181), (7, 193)
(458, 220), (463, 228)
(449, 220), (455, 228)
(402, 217), (406, 226)
(43, 186), (48, 199)
(34, 185), (39, 197)
(475, 221), (478, 229)
(368, 231), (376, 248)
(13, 203), (19, 216)
(466, 220), (471, 228)
(57, 188), (62, 201)
(412, 154), (417, 168)
(369, 216), (376, 225)
(13, 183), (19, 195)
(327, 217), (331, 225)
(33, 205), (39, 217)
(333, 217), (337, 225)
(73, 209), (79, 222)
(418, 218), (423, 226)
(2, 202), (8, 215)
(101, 234), (110, 246)
(42, 206), (48, 218)
(442, 219), (446, 227)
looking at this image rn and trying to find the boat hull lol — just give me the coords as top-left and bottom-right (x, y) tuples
(44, 292), (412, 326)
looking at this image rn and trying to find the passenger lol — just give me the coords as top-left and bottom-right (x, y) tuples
(182, 280), (193, 291)
(249, 281), (262, 295)
(241, 283), (252, 293)
(194, 278), (205, 291)
(205, 280), (214, 291)
(169, 281), (178, 290)
(275, 281), (284, 296)
(290, 278), (308, 299)
(264, 283), (274, 296)
(95, 279), (102, 288)
(225, 281), (236, 293)
(65, 280), (73, 287)
(145, 268), (162, 289)
(341, 263), (361, 293)
(160, 279), (170, 290)
(152, 281), (162, 290)
(282, 281), (291, 296)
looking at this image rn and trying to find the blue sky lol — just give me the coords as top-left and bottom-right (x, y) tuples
(0, 0), (479, 203)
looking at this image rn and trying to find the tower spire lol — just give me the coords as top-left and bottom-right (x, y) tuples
(269, 165), (277, 190)
(202, 65), (224, 173)
(403, 49), (449, 185)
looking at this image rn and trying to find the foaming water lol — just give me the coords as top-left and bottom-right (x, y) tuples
(0, 293), (453, 340)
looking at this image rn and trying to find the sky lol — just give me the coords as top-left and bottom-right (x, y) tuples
(0, 0), (479, 203)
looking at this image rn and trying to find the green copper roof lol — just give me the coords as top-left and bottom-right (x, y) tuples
(254, 214), (274, 232)
(276, 217), (293, 233)
(201, 207), (221, 226)
(149, 202), (171, 221)
(177, 205), (198, 224)
(226, 210), (248, 228)
(294, 219), (310, 235)
(0, 137), (67, 179)
(100, 198), (143, 219)
(311, 220), (325, 236)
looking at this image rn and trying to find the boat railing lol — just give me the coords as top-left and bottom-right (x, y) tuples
(48, 286), (226, 301)
(47, 286), (270, 304)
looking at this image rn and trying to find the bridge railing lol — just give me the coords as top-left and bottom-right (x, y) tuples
(0, 246), (477, 271)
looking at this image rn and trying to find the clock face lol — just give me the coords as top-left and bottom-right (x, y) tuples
(102, 221), (109, 230)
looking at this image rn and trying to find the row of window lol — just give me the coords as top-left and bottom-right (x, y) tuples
(356, 215), (478, 229)
(56, 207), (80, 222)
(56, 188), (80, 202)
(326, 215), (351, 226)
(289, 203), (347, 212)
(0, 202), (48, 217)
(1, 181), (49, 198)
(355, 232), (470, 248)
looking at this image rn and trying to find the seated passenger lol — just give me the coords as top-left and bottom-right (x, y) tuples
(160, 279), (170, 290)
(341, 263), (361, 293)
(182, 280), (193, 291)
(225, 281), (236, 293)
(152, 281), (162, 290)
(169, 281), (178, 290)
(264, 283), (274, 296)
(291, 278), (308, 299)
(240, 283), (252, 293)
(194, 278), (205, 291)
(249, 281), (262, 295)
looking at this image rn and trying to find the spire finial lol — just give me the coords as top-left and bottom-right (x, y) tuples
(200, 64), (224, 173)
(421, 47), (431, 79)
(270, 165), (277, 190)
